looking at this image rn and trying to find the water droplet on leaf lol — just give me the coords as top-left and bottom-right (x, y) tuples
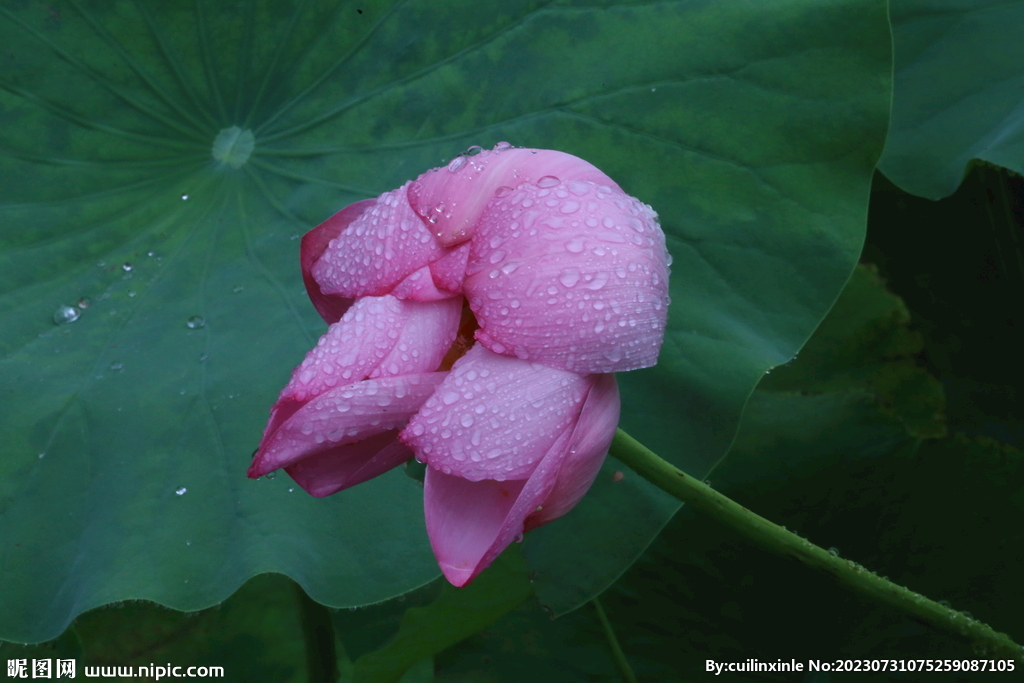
(53, 306), (80, 325)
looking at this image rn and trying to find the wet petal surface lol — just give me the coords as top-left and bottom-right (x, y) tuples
(285, 432), (412, 497)
(401, 344), (592, 481)
(313, 183), (445, 298)
(300, 198), (374, 323)
(525, 373), (619, 530)
(465, 178), (669, 373)
(408, 147), (618, 247)
(250, 372), (445, 477)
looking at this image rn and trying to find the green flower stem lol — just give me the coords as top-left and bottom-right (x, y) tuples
(592, 597), (638, 683)
(610, 429), (1024, 664)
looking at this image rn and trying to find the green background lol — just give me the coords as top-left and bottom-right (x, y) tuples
(1, 0), (1021, 680)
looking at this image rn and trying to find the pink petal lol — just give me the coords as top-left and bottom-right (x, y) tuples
(264, 295), (459, 441)
(428, 241), (471, 293)
(422, 470), (528, 586)
(285, 431), (412, 497)
(312, 183), (446, 299)
(400, 344), (591, 481)
(249, 372), (445, 478)
(389, 265), (456, 302)
(301, 199), (374, 323)
(465, 179), (670, 374)
(408, 147), (618, 247)
(423, 423), (576, 587)
(423, 373), (618, 586)
(369, 296), (461, 379)
(525, 373), (619, 530)
(277, 296), (407, 406)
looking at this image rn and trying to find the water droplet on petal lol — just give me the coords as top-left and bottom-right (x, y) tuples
(447, 157), (467, 172)
(466, 145), (484, 156)
(53, 305), (80, 325)
(536, 175), (560, 188)
(493, 141), (512, 152)
(584, 272), (609, 290)
(558, 269), (581, 288)
(565, 238), (585, 253)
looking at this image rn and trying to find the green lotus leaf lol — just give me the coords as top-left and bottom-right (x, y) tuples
(0, 0), (890, 641)
(880, 0), (1024, 198)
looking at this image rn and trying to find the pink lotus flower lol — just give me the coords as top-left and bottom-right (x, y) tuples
(250, 144), (670, 585)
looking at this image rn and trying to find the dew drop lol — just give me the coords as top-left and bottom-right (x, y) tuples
(110, 361), (123, 371)
(495, 185), (513, 198)
(569, 181), (591, 197)
(122, 263), (132, 272)
(53, 305), (80, 325)
(77, 297), (91, 309)
(466, 145), (484, 156)
(536, 175), (560, 188)
(558, 269), (581, 288)
(175, 487), (187, 496)
(186, 315), (206, 329)
(565, 238), (585, 253)
(447, 156), (467, 172)
(493, 141), (512, 152)
(266, 470), (276, 480)
(584, 272), (609, 291)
